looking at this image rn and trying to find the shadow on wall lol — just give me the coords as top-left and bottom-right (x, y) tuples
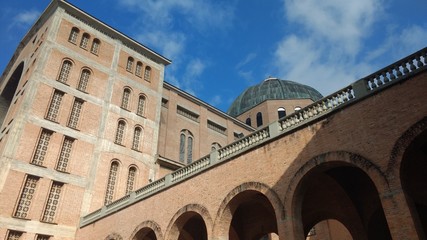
(0, 62), (24, 128)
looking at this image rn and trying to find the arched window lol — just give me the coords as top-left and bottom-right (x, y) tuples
(121, 88), (131, 109)
(256, 112), (263, 127)
(179, 130), (194, 164)
(144, 66), (151, 81)
(245, 117), (251, 126)
(68, 27), (79, 43)
(294, 106), (302, 112)
(90, 38), (100, 54)
(104, 161), (119, 205)
(80, 33), (90, 49)
(77, 69), (90, 91)
(137, 95), (145, 116)
(126, 57), (134, 72)
(115, 120), (126, 145)
(132, 126), (142, 151)
(126, 166), (137, 194)
(58, 60), (72, 83)
(278, 107), (286, 119)
(135, 61), (143, 77)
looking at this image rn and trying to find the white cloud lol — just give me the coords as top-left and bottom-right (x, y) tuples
(236, 53), (257, 69)
(209, 95), (223, 107)
(12, 10), (40, 27)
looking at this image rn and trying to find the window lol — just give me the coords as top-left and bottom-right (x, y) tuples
(14, 175), (39, 218)
(115, 120), (126, 145)
(41, 182), (63, 223)
(126, 166), (137, 194)
(6, 231), (23, 240)
(36, 235), (50, 240)
(90, 38), (100, 54)
(132, 127), (142, 151)
(121, 88), (131, 109)
(256, 112), (263, 127)
(144, 66), (151, 81)
(245, 118), (251, 126)
(105, 161), (119, 205)
(135, 61), (143, 77)
(179, 130), (193, 164)
(56, 137), (74, 172)
(58, 60), (72, 83)
(67, 99), (83, 129)
(294, 106), (302, 112)
(278, 107), (286, 119)
(80, 33), (90, 49)
(32, 129), (52, 166)
(126, 57), (134, 72)
(46, 90), (64, 122)
(77, 69), (90, 92)
(137, 95), (145, 116)
(68, 27), (79, 43)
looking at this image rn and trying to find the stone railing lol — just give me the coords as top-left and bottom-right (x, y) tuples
(80, 47), (427, 228)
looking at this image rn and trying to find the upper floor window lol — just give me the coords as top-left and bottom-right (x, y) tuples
(121, 88), (131, 109)
(137, 95), (146, 116)
(278, 107), (286, 119)
(14, 175), (39, 219)
(115, 120), (126, 145)
(179, 130), (193, 164)
(32, 129), (53, 166)
(80, 33), (90, 49)
(58, 60), (72, 83)
(256, 112), (263, 127)
(135, 61), (143, 77)
(245, 117), (251, 126)
(294, 106), (302, 112)
(105, 161), (119, 205)
(126, 166), (137, 194)
(67, 98), (83, 129)
(144, 66), (151, 81)
(68, 27), (79, 44)
(7, 230), (23, 240)
(46, 90), (64, 122)
(90, 38), (100, 55)
(41, 181), (63, 223)
(132, 126), (142, 151)
(126, 57), (134, 72)
(77, 69), (90, 92)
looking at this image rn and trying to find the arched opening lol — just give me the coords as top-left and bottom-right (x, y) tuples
(294, 163), (391, 240)
(134, 227), (158, 240)
(171, 211), (208, 240)
(228, 190), (278, 240)
(246, 117), (251, 126)
(256, 112), (263, 127)
(306, 219), (352, 240)
(278, 107), (286, 119)
(0, 61), (24, 127)
(401, 130), (427, 237)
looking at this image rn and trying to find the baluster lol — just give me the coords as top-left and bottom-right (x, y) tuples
(388, 68), (396, 81)
(408, 58), (416, 71)
(415, 55), (424, 68)
(403, 61), (410, 74)
(395, 65), (403, 77)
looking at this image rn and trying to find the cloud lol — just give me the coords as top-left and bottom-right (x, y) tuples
(236, 53), (257, 69)
(11, 9), (40, 28)
(209, 95), (222, 107)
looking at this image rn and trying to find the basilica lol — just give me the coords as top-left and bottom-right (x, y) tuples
(0, 0), (426, 239)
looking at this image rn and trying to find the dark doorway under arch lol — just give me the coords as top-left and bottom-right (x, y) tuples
(0, 62), (24, 127)
(133, 227), (157, 240)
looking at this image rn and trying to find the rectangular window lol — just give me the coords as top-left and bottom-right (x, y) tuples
(176, 105), (199, 122)
(46, 90), (64, 122)
(67, 99), (83, 129)
(41, 181), (63, 223)
(36, 235), (50, 240)
(56, 137), (74, 172)
(32, 129), (52, 166)
(14, 175), (39, 219)
(6, 230), (23, 240)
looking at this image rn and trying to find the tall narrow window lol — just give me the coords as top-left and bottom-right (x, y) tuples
(32, 130), (52, 166)
(187, 136), (193, 164)
(126, 57), (134, 72)
(179, 130), (193, 164)
(6, 231), (23, 240)
(132, 127), (142, 151)
(137, 95), (145, 116)
(80, 33), (90, 49)
(135, 61), (143, 77)
(121, 88), (131, 109)
(67, 99), (83, 129)
(46, 90), (64, 121)
(256, 112), (263, 127)
(245, 118), (251, 126)
(56, 137), (74, 172)
(41, 182), (63, 223)
(144, 66), (151, 81)
(14, 175), (39, 218)
(105, 161), (119, 205)
(278, 107), (286, 119)
(68, 27), (79, 43)
(115, 120), (126, 145)
(36, 235), (50, 240)
(77, 69), (90, 92)
(58, 60), (72, 83)
(126, 167), (137, 194)
(90, 38), (100, 55)
(179, 133), (186, 163)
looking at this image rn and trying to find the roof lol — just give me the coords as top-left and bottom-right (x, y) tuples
(227, 77), (323, 117)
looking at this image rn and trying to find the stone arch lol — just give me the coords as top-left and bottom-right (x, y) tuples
(165, 204), (212, 240)
(130, 220), (163, 240)
(104, 232), (123, 240)
(213, 182), (284, 240)
(0, 61), (24, 127)
(284, 151), (391, 239)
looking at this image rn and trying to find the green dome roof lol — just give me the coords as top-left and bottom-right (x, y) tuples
(227, 77), (323, 117)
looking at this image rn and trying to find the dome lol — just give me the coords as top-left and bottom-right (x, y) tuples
(227, 77), (323, 117)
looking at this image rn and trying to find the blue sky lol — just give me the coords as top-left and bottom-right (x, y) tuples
(0, 0), (426, 112)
